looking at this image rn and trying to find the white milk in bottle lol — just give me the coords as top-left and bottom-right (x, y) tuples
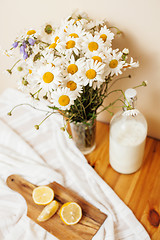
(109, 89), (147, 174)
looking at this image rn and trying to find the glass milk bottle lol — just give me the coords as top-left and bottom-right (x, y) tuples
(109, 88), (147, 174)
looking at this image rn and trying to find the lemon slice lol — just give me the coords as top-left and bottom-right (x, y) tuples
(37, 200), (59, 222)
(59, 202), (82, 225)
(32, 186), (54, 205)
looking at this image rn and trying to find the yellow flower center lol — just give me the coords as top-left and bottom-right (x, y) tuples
(67, 64), (78, 75)
(92, 56), (102, 62)
(27, 30), (36, 35)
(88, 42), (98, 52)
(67, 81), (77, 91)
(66, 40), (75, 49)
(86, 69), (96, 79)
(49, 43), (57, 49)
(109, 59), (118, 68)
(69, 33), (79, 38)
(55, 36), (59, 43)
(58, 95), (70, 106)
(100, 34), (107, 42)
(29, 69), (32, 74)
(43, 72), (54, 83)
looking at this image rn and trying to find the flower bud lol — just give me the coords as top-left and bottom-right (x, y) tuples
(22, 80), (28, 86)
(43, 95), (48, 100)
(34, 125), (39, 130)
(17, 66), (23, 71)
(7, 111), (12, 116)
(122, 48), (129, 55)
(142, 81), (148, 86)
(45, 25), (53, 34)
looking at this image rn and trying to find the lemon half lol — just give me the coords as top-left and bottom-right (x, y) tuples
(59, 202), (82, 225)
(32, 186), (54, 205)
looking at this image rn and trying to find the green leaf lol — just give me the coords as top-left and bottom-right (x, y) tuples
(48, 106), (59, 111)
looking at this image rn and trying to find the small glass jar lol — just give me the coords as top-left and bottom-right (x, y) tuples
(70, 118), (96, 155)
(109, 88), (148, 174)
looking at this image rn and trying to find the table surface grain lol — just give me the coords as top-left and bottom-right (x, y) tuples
(85, 121), (160, 240)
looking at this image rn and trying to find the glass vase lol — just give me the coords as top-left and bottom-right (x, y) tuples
(70, 119), (96, 155)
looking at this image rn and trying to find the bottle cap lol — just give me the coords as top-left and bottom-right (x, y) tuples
(125, 88), (137, 101)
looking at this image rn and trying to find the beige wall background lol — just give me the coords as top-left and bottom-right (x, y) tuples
(0, 0), (160, 139)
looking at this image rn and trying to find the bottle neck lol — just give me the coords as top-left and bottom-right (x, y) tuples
(124, 97), (137, 110)
(123, 88), (137, 111)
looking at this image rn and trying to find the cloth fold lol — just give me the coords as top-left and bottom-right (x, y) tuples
(0, 88), (150, 240)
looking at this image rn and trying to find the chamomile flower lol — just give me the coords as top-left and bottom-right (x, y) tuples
(71, 10), (89, 20)
(37, 22), (54, 42)
(62, 75), (83, 97)
(17, 74), (38, 93)
(15, 65), (39, 93)
(73, 18), (89, 30)
(56, 35), (81, 56)
(64, 23), (86, 39)
(123, 57), (139, 70)
(60, 17), (75, 34)
(85, 50), (107, 64)
(85, 20), (104, 31)
(63, 54), (85, 77)
(82, 33), (104, 54)
(95, 25), (114, 47)
(81, 59), (105, 87)
(51, 87), (76, 110)
(122, 48), (129, 55)
(106, 49), (125, 76)
(49, 28), (65, 51)
(35, 64), (61, 92)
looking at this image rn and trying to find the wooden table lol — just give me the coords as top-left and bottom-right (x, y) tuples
(85, 121), (160, 240)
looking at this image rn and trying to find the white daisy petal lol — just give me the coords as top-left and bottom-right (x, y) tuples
(51, 87), (76, 110)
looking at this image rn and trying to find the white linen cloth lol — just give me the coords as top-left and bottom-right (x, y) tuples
(0, 88), (150, 240)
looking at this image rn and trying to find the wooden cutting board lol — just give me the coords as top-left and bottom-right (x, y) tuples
(6, 174), (107, 240)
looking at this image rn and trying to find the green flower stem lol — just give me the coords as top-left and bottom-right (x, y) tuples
(36, 40), (50, 46)
(7, 59), (21, 74)
(85, 88), (96, 110)
(8, 103), (51, 116)
(106, 89), (132, 109)
(85, 93), (97, 109)
(133, 81), (147, 88)
(97, 98), (125, 115)
(30, 88), (42, 98)
(108, 75), (131, 91)
(108, 26), (122, 34)
(72, 102), (83, 120)
(36, 112), (54, 129)
(77, 98), (87, 119)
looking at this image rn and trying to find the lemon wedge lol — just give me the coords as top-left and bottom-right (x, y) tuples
(59, 202), (82, 225)
(37, 200), (59, 222)
(32, 186), (54, 205)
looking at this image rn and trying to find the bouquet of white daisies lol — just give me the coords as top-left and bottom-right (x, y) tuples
(6, 11), (144, 130)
